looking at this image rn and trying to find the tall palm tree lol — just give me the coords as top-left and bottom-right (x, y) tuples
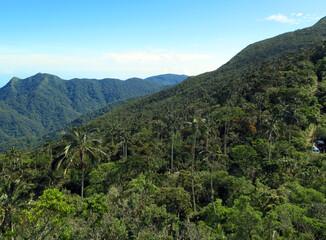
(0, 176), (29, 239)
(0, 148), (31, 239)
(53, 128), (107, 199)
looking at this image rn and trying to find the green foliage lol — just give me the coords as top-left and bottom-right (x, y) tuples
(82, 193), (109, 228)
(283, 181), (325, 206)
(0, 73), (187, 152)
(85, 162), (119, 195)
(265, 203), (326, 239)
(155, 187), (192, 219)
(230, 145), (258, 177)
(29, 189), (75, 219)
(53, 128), (108, 198)
(21, 189), (76, 239)
(228, 196), (263, 240)
(2, 17), (326, 239)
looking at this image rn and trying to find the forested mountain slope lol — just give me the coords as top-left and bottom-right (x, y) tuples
(87, 17), (326, 134)
(0, 73), (187, 151)
(1, 18), (326, 239)
(72, 17), (326, 238)
(224, 15), (326, 71)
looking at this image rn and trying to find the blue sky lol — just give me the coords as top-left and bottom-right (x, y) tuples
(0, 0), (325, 87)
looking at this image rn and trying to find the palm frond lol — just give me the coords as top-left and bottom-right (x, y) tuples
(64, 144), (72, 156)
(52, 153), (65, 170)
(63, 152), (78, 177)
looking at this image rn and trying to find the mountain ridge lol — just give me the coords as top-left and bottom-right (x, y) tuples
(0, 73), (188, 152)
(222, 16), (326, 71)
(83, 16), (326, 140)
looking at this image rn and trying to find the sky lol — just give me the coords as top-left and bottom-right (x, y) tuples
(0, 0), (325, 87)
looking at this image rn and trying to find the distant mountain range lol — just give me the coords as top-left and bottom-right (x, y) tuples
(0, 73), (188, 151)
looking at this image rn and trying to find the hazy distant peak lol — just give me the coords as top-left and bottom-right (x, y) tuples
(31, 73), (61, 79)
(10, 77), (20, 82)
(145, 74), (188, 85)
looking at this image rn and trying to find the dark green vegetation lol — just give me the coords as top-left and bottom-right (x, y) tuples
(1, 17), (326, 239)
(0, 73), (188, 152)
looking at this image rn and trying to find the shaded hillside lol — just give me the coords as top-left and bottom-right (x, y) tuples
(0, 73), (187, 151)
(68, 96), (140, 127)
(31, 96), (141, 148)
(145, 73), (189, 85)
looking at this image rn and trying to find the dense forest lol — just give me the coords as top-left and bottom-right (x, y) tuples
(1, 17), (326, 239)
(0, 73), (188, 152)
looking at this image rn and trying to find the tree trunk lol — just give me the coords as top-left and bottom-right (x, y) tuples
(125, 142), (128, 159)
(206, 119), (217, 217)
(210, 158), (217, 217)
(171, 130), (174, 174)
(223, 121), (229, 155)
(81, 149), (85, 199)
(81, 168), (85, 199)
(268, 132), (272, 162)
(191, 128), (197, 213)
(9, 209), (14, 240)
(123, 138), (128, 159)
(223, 103), (231, 155)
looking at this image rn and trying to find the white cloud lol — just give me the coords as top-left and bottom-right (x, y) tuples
(2, 70), (14, 74)
(265, 13), (298, 24)
(0, 50), (220, 80)
(108, 51), (213, 63)
(302, 13), (322, 20)
(0, 51), (212, 66)
(265, 13), (322, 25)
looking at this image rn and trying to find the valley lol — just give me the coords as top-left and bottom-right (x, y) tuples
(0, 73), (188, 152)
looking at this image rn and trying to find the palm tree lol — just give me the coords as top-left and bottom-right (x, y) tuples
(0, 176), (30, 240)
(0, 148), (32, 239)
(188, 114), (204, 213)
(53, 128), (107, 199)
(265, 117), (279, 162)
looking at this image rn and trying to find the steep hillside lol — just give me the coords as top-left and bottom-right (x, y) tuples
(32, 97), (140, 148)
(0, 73), (187, 151)
(1, 18), (326, 240)
(224, 16), (326, 71)
(86, 17), (326, 133)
